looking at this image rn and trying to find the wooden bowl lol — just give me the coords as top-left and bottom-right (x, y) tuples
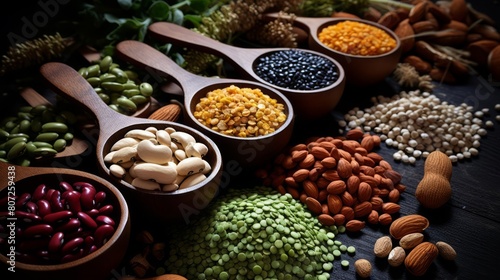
(0, 162), (130, 280)
(115, 40), (295, 167)
(148, 22), (345, 120)
(265, 14), (402, 87)
(39, 62), (224, 224)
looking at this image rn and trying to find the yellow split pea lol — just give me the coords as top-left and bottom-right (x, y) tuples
(318, 21), (397, 56)
(194, 85), (287, 137)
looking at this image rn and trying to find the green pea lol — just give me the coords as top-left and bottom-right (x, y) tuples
(86, 77), (101, 87)
(35, 132), (59, 142)
(3, 137), (28, 151)
(53, 139), (67, 152)
(139, 82), (153, 97)
(101, 81), (125, 92)
(63, 132), (74, 142)
(87, 64), (101, 77)
(25, 142), (37, 155)
(100, 73), (117, 82)
(78, 67), (88, 78)
(122, 83), (139, 90)
(32, 141), (53, 148)
(33, 147), (57, 157)
(117, 98), (137, 113)
(99, 56), (113, 72)
(110, 68), (128, 83)
(7, 133), (29, 139)
(98, 93), (111, 104)
(347, 246), (356, 254)
(7, 141), (26, 160)
(123, 88), (141, 98)
(341, 260), (349, 268)
(41, 122), (68, 133)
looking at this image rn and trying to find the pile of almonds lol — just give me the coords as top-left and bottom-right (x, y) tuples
(368, 214), (457, 277)
(375, 0), (500, 83)
(256, 128), (406, 232)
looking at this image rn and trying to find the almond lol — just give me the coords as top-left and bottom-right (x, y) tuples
(467, 40), (499, 67)
(378, 213), (393, 225)
(354, 201), (372, 218)
(360, 136), (375, 152)
(347, 175), (361, 194)
(322, 170), (340, 181)
(338, 149), (352, 161)
(370, 196), (384, 211)
(327, 194), (343, 214)
(389, 214), (430, 239)
(291, 150), (308, 162)
(299, 153), (315, 169)
(448, 0), (468, 22)
(305, 197), (323, 215)
(303, 179), (319, 199)
(281, 155), (296, 169)
(318, 141), (336, 151)
(383, 169), (402, 185)
(357, 182), (372, 202)
(284, 176), (298, 188)
(388, 246), (406, 267)
(341, 206), (355, 221)
(320, 157), (336, 169)
(428, 3), (451, 24)
(395, 19), (416, 53)
(367, 210), (379, 224)
(148, 103), (182, 122)
(382, 202), (401, 214)
(310, 146), (330, 160)
(388, 189), (400, 202)
(436, 241), (457, 261)
(341, 140), (359, 154)
(408, 0), (428, 23)
(350, 160), (360, 174)
(442, 20), (468, 32)
(345, 128), (364, 140)
(337, 158), (352, 179)
(345, 219), (365, 232)
(431, 29), (466, 46)
(404, 242), (438, 276)
(374, 236), (393, 258)
(399, 232), (425, 250)
(377, 11), (400, 29)
(292, 169), (309, 182)
(412, 20), (438, 34)
(333, 214), (346, 225)
(341, 191), (355, 206)
(317, 213), (336, 226)
(326, 180), (346, 195)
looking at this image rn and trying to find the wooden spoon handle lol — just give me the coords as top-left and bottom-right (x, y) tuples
(148, 22), (250, 66)
(115, 40), (202, 98)
(39, 62), (120, 128)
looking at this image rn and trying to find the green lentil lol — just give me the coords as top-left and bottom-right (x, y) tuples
(165, 186), (353, 279)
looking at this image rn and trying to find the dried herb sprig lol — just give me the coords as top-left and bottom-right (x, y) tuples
(393, 63), (434, 92)
(0, 33), (73, 76)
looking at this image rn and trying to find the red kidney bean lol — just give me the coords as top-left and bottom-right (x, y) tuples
(15, 192), (31, 207)
(36, 199), (52, 217)
(43, 210), (73, 224)
(59, 181), (74, 192)
(86, 245), (98, 255)
(83, 236), (94, 254)
(94, 191), (106, 206)
(80, 185), (96, 210)
(76, 211), (97, 229)
(48, 232), (65, 253)
(85, 208), (99, 218)
(94, 224), (115, 246)
(73, 182), (94, 192)
(23, 224), (53, 238)
(32, 184), (47, 201)
(15, 211), (42, 223)
(61, 248), (84, 263)
(64, 191), (82, 213)
(25, 201), (38, 214)
(98, 204), (113, 216)
(50, 190), (64, 212)
(44, 188), (56, 200)
(61, 237), (84, 255)
(95, 215), (115, 227)
(54, 218), (81, 233)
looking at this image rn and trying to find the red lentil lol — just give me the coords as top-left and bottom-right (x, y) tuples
(318, 21), (397, 56)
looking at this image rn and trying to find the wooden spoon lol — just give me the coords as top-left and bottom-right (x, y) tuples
(39, 61), (223, 224)
(114, 39), (295, 166)
(147, 22), (345, 119)
(262, 13), (403, 86)
(18, 87), (89, 160)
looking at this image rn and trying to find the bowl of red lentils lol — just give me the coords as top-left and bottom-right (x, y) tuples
(293, 17), (402, 86)
(0, 163), (131, 280)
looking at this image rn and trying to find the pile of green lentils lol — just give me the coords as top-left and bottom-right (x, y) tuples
(165, 186), (355, 280)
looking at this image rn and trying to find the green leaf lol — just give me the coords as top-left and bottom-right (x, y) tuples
(189, 0), (211, 13)
(148, 1), (172, 21)
(183, 14), (202, 27)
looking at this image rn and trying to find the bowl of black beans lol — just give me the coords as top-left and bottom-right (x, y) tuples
(252, 49), (345, 120)
(148, 22), (346, 120)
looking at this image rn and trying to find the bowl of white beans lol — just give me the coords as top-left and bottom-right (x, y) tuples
(0, 162), (130, 280)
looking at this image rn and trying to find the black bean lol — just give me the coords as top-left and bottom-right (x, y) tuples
(253, 49), (339, 90)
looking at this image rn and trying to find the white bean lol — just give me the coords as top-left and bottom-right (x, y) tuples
(112, 146), (137, 164)
(125, 129), (156, 140)
(179, 173), (207, 190)
(111, 137), (140, 151)
(133, 162), (177, 184)
(136, 140), (172, 164)
(156, 129), (171, 146)
(170, 131), (196, 149)
(131, 178), (161, 191)
(176, 157), (205, 176)
(109, 164), (126, 178)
